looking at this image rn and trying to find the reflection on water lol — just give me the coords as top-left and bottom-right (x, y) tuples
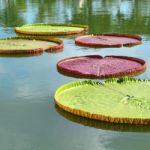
(0, 0), (150, 34)
(56, 105), (150, 133)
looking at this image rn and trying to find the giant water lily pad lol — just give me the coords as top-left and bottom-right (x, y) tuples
(0, 36), (63, 54)
(56, 105), (150, 132)
(55, 78), (150, 125)
(15, 23), (88, 36)
(75, 33), (142, 48)
(57, 55), (146, 79)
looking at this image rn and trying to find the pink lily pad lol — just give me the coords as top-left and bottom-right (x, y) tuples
(75, 33), (142, 48)
(57, 55), (146, 78)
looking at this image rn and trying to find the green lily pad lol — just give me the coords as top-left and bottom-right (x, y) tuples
(56, 105), (150, 132)
(15, 23), (88, 36)
(55, 77), (150, 125)
(0, 36), (63, 54)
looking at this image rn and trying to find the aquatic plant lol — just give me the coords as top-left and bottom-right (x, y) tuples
(15, 23), (88, 36)
(55, 77), (150, 125)
(0, 36), (63, 54)
(57, 55), (146, 79)
(75, 33), (142, 48)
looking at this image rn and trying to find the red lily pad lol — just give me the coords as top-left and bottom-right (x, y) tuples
(75, 33), (142, 48)
(57, 55), (146, 78)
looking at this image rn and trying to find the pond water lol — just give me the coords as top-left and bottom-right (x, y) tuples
(0, 0), (150, 150)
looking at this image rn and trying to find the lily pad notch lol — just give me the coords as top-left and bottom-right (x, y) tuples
(57, 55), (146, 79)
(15, 23), (88, 36)
(55, 77), (150, 125)
(75, 33), (142, 48)
(0, 36), (63, 54)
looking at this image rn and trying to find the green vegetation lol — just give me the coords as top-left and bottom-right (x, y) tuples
(15, 23), (88, 35)
(0, 39), (57, 50)
(55, 77), (150, 124)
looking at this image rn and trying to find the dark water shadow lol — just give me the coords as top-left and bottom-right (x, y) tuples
(0, 52), (43, 58)
(54, 32), (89, 39)
(45, 48), (63, 54)
(55, 105), (150, 133)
